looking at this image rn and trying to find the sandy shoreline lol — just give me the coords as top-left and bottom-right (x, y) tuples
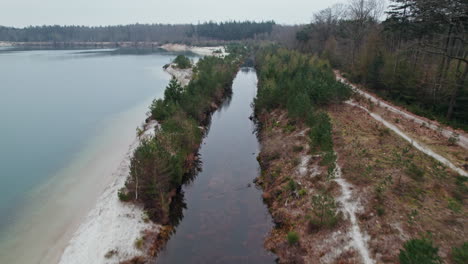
(160, 43), (227, 57)
(59, 121), (160, 264)
(58, 47), (220, 263)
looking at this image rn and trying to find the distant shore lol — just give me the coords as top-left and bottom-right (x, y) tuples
(0, 41), (227, 57)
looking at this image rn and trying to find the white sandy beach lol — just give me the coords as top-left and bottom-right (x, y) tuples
(55, 46), (218, 264)
(59, 121), (160, 264)
(160, 43), (227, 57)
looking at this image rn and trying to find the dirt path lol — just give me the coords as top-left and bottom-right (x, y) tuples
(335, 71), (468, 150)
(333, 162), (374, 264)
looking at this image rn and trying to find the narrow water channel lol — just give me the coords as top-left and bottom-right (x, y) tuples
(155, 68), (276, 263)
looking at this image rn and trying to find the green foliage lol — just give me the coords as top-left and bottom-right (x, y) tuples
(134, 237), (144, 249)
(399, 236), (442, 264)
(164, 77), (184, 102)
(255, 46), (351, 116)
(0, 22), (275, 42)
(117, 188), (131, 202)
(309, 112), (334, 152)
(452, 242), (468, 264)
(127, 52), (243, 224)
(173, 55), (191, 69)
(193, 21), (275, 40)
(287, 179), (297, 193)
(287, 231), (299, 245)
(447, 198), (462, 213)
(308, 193), (340, 231)
(406, 163), (425, 181)
(298, 189), (307, 197)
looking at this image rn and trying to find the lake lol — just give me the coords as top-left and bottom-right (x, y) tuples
(0, 48), (179, 263)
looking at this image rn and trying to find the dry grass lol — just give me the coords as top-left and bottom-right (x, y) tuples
(328, 103), (467, 263)
(353, 94), (468, 171)
(256, 109), (360, 264)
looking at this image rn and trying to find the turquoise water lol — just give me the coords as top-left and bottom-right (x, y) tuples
(0, 49), (179, 262)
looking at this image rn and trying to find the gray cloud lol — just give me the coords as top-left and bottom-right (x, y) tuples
(1, 0), (344, 27)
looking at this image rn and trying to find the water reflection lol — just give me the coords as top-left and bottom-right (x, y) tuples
(155, 68), (276, 264)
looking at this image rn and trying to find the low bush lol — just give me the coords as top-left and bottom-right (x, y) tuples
(287, 231), (299, 245)
(118, 188), (131, 202)
(452, 242), (468, 264)
(399, 236), (442, 264)
(308, 193), (340, 231)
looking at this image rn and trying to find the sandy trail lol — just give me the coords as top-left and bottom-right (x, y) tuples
(346, 100), (467, 177)
(335, 71), (468, 150)
(333, 162), (374, 264)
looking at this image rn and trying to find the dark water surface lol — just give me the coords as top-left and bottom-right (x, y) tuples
(155, 68), (276, 264)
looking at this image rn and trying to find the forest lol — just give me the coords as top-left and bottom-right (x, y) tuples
(294, 0), (468, 129)
(0, 21), (276, 43)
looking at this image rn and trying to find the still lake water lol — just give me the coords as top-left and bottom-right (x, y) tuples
(156, 68), (276, 264)
(0, 48), (179, 263)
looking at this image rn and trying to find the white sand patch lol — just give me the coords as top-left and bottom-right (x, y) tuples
(59, 122), (160, 264)
(346, 100), (467, 177)
(333, 162), (374, 264)
(0, 41), (13, 47)
(164, 63), (193, 87)
(298, 155), (311, 176)
(336, 71), (468, 150)
(318, 230), (354, 263)
(160, 43), (228, 57)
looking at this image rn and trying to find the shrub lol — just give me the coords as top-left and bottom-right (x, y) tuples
(399, 236), (442, 264)
(452, 242), (468, 264)
(376, 206), (385, 216)
(173, 55), (192, 69)
(448, 198), (462, 213)
(134, 237), (144, 250)
(309, 193), (340, 231)
(292, 145), (304, 152)
(287, 179), (297, 193)
(298, 189), (307, 197)
(287, 231), (299, 245)
(406, 163), (424, 181)
(309, 112), (333, 152)
(118, 188), (131, 202)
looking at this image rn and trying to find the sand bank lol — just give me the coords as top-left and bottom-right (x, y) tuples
(59, 122), (160, 264)
(160, 43), (227, 57)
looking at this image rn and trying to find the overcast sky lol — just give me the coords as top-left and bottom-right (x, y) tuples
(1, 0), (345, 27)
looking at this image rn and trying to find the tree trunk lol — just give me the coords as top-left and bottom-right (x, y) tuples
(447, 61), (467, 120)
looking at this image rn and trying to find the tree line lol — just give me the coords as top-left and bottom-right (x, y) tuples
(295, 0), (468, 129)
(0, 21), (275, 43)
(122, 48), (245, 224)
